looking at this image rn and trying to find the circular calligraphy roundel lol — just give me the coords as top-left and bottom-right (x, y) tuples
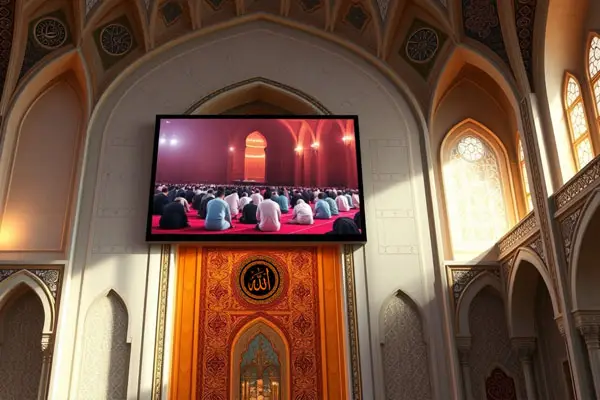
(238, 258), (282, 304)
(33, 17), (68, 50)
(100, 23), (133, 56)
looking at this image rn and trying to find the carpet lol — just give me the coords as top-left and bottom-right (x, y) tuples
(151, 207), (359, 235)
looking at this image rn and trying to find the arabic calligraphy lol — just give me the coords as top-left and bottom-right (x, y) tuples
(34, 17), (67, 50)
(100, 23), (133, 56)
(239, 259), (281, 302)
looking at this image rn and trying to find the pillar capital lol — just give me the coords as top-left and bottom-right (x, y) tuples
(574, 311), (600, 349)
(40, 333), (54, 361)
(511, 337), (536, 362)
(455, 336), (471, 365)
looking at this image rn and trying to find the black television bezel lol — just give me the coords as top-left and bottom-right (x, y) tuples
(145, 114), (367, 244)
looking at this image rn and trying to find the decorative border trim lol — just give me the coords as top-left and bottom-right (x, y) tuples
(497, 212), (538, 256)
(555, 155), (600, 211)
(343, 245), (362, 400)
(183, 77), (333, 115)
(151, 244), (171, 400)
(446, 264), (501, 316)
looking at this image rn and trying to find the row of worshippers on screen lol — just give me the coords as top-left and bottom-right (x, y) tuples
(152, 185), (361, 233)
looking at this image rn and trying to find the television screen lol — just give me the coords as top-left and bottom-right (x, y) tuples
(145, 115), (367, 243)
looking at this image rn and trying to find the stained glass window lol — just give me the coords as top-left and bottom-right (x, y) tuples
(443, 132), (509, 257)
(518, 139), (532, 212)
(589, 35), (600, 130)
(564, 74), (594, 170)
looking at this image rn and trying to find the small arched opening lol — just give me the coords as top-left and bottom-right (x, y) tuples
(244, 131), (267, 182)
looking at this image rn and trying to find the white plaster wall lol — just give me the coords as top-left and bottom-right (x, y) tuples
(51, 21), (454, 399)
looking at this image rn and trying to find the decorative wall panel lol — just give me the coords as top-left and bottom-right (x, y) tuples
(77, 291), (131, 399)
(382, 292), (432, 400)
(0, 0), (15, 98)
(0, 290), (44, 400)
(93, 15), (137, 70)
(468, 288), (525, 399)
(401, 19), (447, 79)
(19, 10), (72, 81)
(462, 0), (511, 68)
(171, 246), (348, 400)
(514, 0), (536, 88)
(197, 248), (322, 399)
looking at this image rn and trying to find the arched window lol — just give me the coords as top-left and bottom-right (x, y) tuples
(588, 34), (600, 126)
(518, 139), (532, 212)
(564, 74), (594, 170)
(441, 120), (515, 259)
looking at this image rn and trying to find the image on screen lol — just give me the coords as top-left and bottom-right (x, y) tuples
(146, 116), (366, 242)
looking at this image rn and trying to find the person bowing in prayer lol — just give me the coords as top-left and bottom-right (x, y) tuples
(158, 198), (190, 230)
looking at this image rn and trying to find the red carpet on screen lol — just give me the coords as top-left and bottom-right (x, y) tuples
(151, 208), (359, 235)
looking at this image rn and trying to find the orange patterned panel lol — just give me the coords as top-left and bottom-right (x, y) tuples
(199, 248), (322, 400)
(170, 246), (347, 400)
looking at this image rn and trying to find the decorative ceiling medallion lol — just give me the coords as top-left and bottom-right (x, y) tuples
(33, 17), (68, 50)
(237, 257), (283, 304)
(405, 27), (439, 63)
(298, 0), (321, 13)
(100, 23), (133, 56)
(344, 3), (370, 31)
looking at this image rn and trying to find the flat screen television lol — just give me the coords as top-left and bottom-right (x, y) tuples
(145, 115), (367, 243)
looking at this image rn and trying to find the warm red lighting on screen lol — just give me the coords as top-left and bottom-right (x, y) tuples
(229, 146), (235, 152)
(311, 142), (319, 149)
(295, 145), (303, 153)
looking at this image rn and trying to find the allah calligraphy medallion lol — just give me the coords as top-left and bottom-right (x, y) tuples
(33, 17), (68, 50)
(238, 258), (282, 304)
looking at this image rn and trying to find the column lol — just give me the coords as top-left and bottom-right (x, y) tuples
(519, 96), (593, 398)
(37, 333), (54, 400)
(575, 312), (600, 398)
(511, 337), (537, 400)
(456, 336), (474, 400)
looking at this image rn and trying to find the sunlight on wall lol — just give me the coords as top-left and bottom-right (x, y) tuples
(443, 132), (510, 259)
(518, 140), (533, 212)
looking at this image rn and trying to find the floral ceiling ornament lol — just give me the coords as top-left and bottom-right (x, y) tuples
(463, 0), (500, 39)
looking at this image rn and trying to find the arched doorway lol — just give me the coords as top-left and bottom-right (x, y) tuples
(244, 131), (267, 182)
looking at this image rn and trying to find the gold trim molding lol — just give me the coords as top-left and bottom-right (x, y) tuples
(343, 244), (363, 400)
(151, 244), (172, 400)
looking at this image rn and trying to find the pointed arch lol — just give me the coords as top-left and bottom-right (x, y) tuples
(0, 270), (55, 335)
(77, 289), (131, 399)
(570, 188), (600, 310)
(455, 272), (503, 337)
(380, 290), (432, 400)
(586, 33), (600, 124)
(230, 317), (290, 400)
(507, 247), (560, 337)
(440, 118), (518, 259)
(563, 73), (594, 171)
(186, 77), (331, 115)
